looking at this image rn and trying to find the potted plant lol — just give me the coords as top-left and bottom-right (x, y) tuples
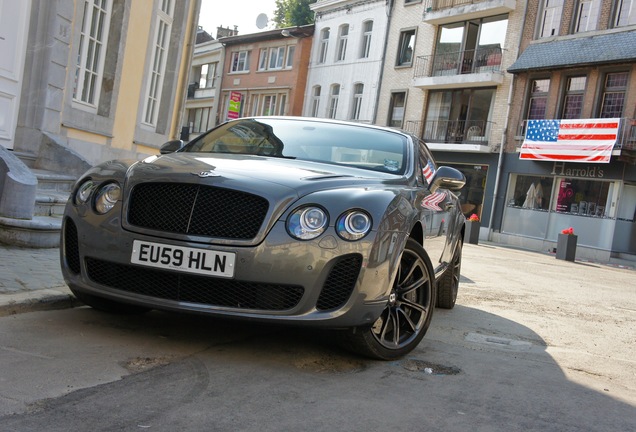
(466, 213), (480, 245)
(556, 227), (577, 261)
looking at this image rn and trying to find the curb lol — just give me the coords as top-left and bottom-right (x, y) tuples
(0, 287), (81, 317)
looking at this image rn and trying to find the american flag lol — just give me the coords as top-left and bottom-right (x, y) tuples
(422, 159), (436, 184)
(520, 118), (620, 163)
(421, 191), (446, 211)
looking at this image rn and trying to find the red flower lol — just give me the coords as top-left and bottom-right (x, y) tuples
(468, 213), (480, 222)
(561, 227), (575, 235)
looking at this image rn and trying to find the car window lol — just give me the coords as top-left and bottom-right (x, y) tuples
(185, 118), (408, 175)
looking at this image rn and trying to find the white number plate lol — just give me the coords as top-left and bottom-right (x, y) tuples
(131, 240), (235, 278)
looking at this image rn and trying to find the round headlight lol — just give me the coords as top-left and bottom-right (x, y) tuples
(287, 206), (328, 240)
(75, 180), (95, 205)
(336, 210), (372, 241)
(94, 183), (121, 214)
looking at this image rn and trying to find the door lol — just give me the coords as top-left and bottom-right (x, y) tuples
(0, 0), (31, 149)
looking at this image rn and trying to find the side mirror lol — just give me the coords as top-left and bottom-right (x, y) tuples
(430, 166), (466, 193)
(160, 139), (184, 154)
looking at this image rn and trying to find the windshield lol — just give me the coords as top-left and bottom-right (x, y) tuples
(184, 118), (409, 175)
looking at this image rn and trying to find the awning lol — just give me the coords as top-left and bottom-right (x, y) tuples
(508, 30), (636, 73)
(519, 118), (620, 163)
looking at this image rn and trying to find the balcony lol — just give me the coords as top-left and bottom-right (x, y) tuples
(405, 119), (495, 152)
(422, 0), (517, 25)
(413, 47), (504, 89)
(515, 118), (636, 152)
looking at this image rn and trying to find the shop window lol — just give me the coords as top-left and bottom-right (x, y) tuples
(508, 176), (553, 210)
(447, 164), (489, 220)
(555, 178), (611, 217)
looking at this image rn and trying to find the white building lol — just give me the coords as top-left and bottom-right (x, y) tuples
(303, 0), (390, 123)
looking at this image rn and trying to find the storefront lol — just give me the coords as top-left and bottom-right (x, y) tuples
(495, 156), (636, 261)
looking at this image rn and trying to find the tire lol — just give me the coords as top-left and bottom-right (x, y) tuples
(437, 241), (462, 310)
(70, 287), (150, 315)
(340, 238), (436, 360)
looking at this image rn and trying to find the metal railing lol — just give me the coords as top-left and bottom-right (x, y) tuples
(414, 46), (503, 79)
(406, 119), (494, 145)
(423, 0), (489, 12)
(516, 118), (636, 150)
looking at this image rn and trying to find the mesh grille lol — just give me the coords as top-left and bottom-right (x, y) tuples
(85, 258), (304, 311)
(128, 183), (269, 240)
(316, 254), (362, 311)
(64, 218), (81, 275)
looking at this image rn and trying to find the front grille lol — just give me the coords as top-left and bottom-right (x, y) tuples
(64, 218), (81, 275)
(128, 183), (269, 240)
(316, 254), (362, 311)
(85, 258), (304, 311)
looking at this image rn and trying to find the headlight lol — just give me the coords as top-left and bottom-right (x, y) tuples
(336, 210), (372, 241)
(74, 180), (96, 205)
(94, 182), (121, 214)
(287, 206), (328, 240)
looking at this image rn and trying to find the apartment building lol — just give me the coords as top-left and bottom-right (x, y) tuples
(184, 28), (224, 139)
(375, 0), (524, 242)
(218, 25), (314, 121)
(496, 0), (636, 260)
(303, 0), (390, 123)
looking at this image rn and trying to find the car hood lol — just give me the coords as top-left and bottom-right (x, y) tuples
(128, 152), (397, 195)
(119, 153), (404, 245)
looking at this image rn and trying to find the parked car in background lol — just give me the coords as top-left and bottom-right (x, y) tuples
(60, 117), (466, 359)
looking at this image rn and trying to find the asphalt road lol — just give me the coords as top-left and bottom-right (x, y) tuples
(0, 243), (634, 431)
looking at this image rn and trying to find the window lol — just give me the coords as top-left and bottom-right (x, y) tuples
(310, 86), (321, 117)
(336, 25), (349, 61)
(424, 88), (495, 143)
(143, 0), (174, 126)
(360, 21), (373, 58)
(614, 0), (636, 27)
(397, 29), (415, 66)
(555, 178), (611, 217)
(311, 86), (321, 117)
(188, 107), (213, 133)
(561, 76), (586, 119)
(351, 83), (364, 121)
(538, 0), (563, 38)
(527, 79), (550, 120)
(231, 50), (250, 72)
(574, 0), (600, 32)
(73, 0), (113, 109)
(599, 72), (628, 118)
(198, 63), (217, 88)
(258, 48), (268, 70)
(318, 28), (330, 64)
(388, 92), (406, 128)
(285, 46), (295, 68)
(328, 84), (340, 119)
(262, 95), (277, 116)
(268, 46), (286, 70)
(278, 94), (287, 115)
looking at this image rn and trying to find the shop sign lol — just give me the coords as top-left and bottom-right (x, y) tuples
(550, 162), (604, 179)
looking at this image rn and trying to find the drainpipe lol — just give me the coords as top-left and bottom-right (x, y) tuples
(487, 1), (528, 241)
(372, 0), (394, 124)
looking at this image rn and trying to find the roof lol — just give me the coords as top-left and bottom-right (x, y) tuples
(508, 29), (636, 73)
(219, 24), (315, 45)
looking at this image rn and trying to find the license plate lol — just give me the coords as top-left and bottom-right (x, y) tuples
(131, 240), (235, 278)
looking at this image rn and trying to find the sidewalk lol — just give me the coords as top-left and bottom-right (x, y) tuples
(0, 241), (633, 317)
(0, 245), (77, 316)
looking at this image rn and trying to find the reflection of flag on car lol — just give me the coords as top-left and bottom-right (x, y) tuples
(421, 191), (446, 211)
(520, 118), (619, 163)
(422, 160), (436, 184)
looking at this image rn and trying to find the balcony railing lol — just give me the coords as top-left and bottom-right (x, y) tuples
(406, 119), (494, 145)
(423, 0), (491, 12)
(414, 46), (503, 79)
(516, 118), (636, 151)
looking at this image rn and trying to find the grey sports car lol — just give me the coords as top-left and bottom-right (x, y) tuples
(60, 117), (466, 359)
